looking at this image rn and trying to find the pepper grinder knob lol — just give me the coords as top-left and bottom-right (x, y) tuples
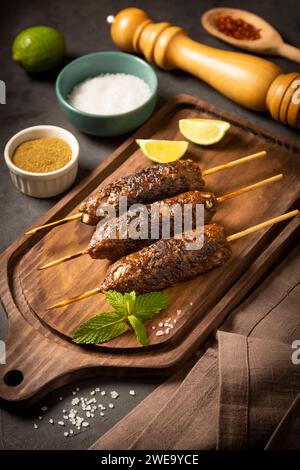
(111, 8), (150, 52)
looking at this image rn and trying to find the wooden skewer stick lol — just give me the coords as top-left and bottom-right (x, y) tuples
(39, 173), (281, 271)
(26, 150), (268, 236)
(226, 209), (299, 242)
(39, 249), (88, 270)
(47, 288), (101, 310)
(216, 173), (283, 203)
(47, 209), (298, 310)
(25, 213), (82, 236)
(202, 150), (267, 176)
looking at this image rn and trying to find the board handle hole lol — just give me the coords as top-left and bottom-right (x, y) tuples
(3, 369), (24, 387)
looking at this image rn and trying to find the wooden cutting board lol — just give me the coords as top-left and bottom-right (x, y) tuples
(0, 94), (300, 405)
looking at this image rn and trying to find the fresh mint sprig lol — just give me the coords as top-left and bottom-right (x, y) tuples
(72, 290), (169, 346)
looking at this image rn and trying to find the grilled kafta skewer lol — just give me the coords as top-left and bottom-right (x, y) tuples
(26, 151), (267, 235)
(48, 210), (299, 309)
(79, 160), (204, 225)
(101, 224), (231, 293)
(39, 174), (282, 269)
(88, 190), (216, 260)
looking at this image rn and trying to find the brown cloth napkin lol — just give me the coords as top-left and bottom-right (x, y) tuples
(265, 394), (300, 450)
(91, 347), (219, 450)
(90, 242), (300, 450)
(218, 333), (300, 449)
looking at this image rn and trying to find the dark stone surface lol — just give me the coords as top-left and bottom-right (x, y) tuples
(0, 0), (299, 450)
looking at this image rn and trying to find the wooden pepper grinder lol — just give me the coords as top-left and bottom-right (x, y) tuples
(109, 8), (300, 128)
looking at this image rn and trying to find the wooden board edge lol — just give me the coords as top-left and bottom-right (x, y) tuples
(0, 94), (300, 406)
(176, 93), (300, 152)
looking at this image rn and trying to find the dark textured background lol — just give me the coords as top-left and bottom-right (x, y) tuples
(0, 0), (299, 450)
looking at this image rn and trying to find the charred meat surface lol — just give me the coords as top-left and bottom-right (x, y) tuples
(101, 224), (231, 293)
(79, 160), (204, 225)
(88, 191), (217, 260)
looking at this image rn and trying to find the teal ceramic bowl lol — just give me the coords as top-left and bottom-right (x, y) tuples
(56, 51), (158, 136)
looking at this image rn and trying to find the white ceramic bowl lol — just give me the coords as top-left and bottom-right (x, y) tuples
(4, 125), (79, 198)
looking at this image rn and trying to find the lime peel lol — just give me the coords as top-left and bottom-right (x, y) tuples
(12, 26), (65, 73)
(179, 119), (230, 145)
(136, 139), (188, 163)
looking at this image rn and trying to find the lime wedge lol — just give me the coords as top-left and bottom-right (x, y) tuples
(136, 139), (188, 163)
(179, 119), (230, 145)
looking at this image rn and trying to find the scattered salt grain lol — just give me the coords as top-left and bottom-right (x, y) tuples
(165, 328), (170, 335)
(33, 383), (137, 438)
(68, 74), (152, 116)
(152, 326), (156, 330)
(156, 330), (164, 337)
(59, 396), (63, 401)
(177, 310), (182, 316)
(190, 302), (193, 306)
(158, 322), (163, 327)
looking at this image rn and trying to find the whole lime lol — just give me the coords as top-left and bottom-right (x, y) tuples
(12, 26), (65, 73)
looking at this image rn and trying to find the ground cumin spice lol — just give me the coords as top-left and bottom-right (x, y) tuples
(12, 137), (72, 173)
(216, 15), (261, 40)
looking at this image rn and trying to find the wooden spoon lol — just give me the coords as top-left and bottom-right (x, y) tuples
(201, 7), (300, 64)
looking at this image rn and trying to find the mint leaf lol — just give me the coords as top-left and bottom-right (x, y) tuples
(104, 290), (137, 315)
(73, 311), (127, 344)
(128, 315), (149, 346)
(134, 292), (169, 320)
(73, 290), (169, 347)
(123, 291), (136, 316)
(103, 290), (126, 313)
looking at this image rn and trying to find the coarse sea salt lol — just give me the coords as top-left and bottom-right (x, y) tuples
(68, 73), (152, 116)
(32, 385), (139, 438)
